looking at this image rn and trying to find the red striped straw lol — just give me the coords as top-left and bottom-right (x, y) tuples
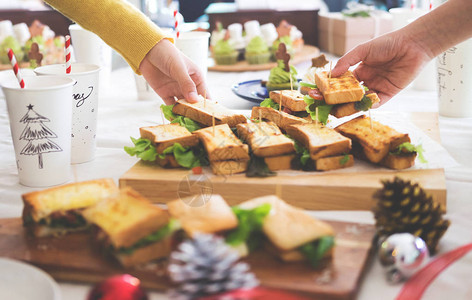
(173, 10), (180, 38)
(65, 35), (71, 74)
(7, 49), (25, 89)
(429, 0), (433, 10)
(410, 0), (415, 10)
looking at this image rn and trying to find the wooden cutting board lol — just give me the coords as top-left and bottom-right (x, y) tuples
(208, 45), (320, 72)
(120, 112), (447, 211)
(0, 218), (376, 300)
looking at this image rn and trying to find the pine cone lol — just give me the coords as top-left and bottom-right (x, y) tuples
(373, 177), (450, 254)
(168, 234), (259, 299)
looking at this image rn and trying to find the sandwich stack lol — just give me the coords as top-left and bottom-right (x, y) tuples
(194, 124), (250, 175)
(237, 121), (296, 171)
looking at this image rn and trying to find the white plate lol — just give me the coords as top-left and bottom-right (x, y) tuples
(0, 258), (61, 300)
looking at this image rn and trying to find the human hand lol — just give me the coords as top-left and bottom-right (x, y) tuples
(139, 39), (208, 104)
(331, 31), (432, 105)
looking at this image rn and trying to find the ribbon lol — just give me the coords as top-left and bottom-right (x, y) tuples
(396, 243), (472, 300)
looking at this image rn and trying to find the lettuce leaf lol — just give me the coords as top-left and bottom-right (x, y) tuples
(125, 137), (208, 168)
(391, 142), (427, 163)
(299, 81), (318, 89)
(117, 219), (180, 255)
(246, 154), (276, 178)
(298, 236), (335, 267)
(260, 98), (279, 110)
(339, 154), (350, 166)
(304, 95), (332, 125)
(226, 203), (271, 251)
(294, 140), (311, 166)
(160, 104), (201, 132)
(124, 137), (158, 162)
(354, 94), (373, 112)
(160, 142), (204, 169)
(289, 137), (315, 171)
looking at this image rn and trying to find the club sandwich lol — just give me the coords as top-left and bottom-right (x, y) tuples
(82, 187), (178, 267)
(22, 178), (118, 237)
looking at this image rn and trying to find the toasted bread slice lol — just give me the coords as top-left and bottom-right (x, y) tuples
(194, 124), (249, 162)
(335, 115), (410, 163)
(315, 71), (364, 105)
(237, 122), (295, 157)
(82, 187), (170, 249)
(22, 178), (118, 233)
(139, 124), (199, 154)
(167, 194), (238, 237)
(264, 154), (295, 171)
(269, 90), (307, 112)
(211, 159), (249, 175)
(286, 123), (352, 160)
(330, 93), (381, 118)
(172, 99), (247, 128)
(116, 236), (172, 267)
(315, 154), (354, 171)
(251, 106), (308, 132)
(238, 195), (335, 251)
(381, 153), (417, 170)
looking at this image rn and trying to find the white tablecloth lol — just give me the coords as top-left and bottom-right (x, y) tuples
(1, 61), (472, 300)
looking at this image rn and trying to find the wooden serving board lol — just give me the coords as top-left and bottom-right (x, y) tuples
(208, 45), (320, 72)
(0, 218), (376, 300)
(120, 112), (447, 211)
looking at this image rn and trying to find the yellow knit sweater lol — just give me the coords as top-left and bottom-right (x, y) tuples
(45, 0), (170, 74)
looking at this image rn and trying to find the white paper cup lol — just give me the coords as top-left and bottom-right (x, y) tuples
(389, 8), (427, 30)
(68, 24), (112, 87)
(413, 60), (437, 91)
(35, 63), (101, 163)
(1, 76), (75, 187)
(134, 74), (160, 100)
(437, 39), (472, 117)
(174, 32), (210, 79)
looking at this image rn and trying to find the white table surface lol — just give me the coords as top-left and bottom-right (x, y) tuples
(1, 60), (472, 300)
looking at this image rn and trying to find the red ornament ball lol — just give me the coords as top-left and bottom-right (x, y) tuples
(87, 274), (148, 300)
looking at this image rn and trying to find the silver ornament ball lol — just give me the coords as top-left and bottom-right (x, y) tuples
(378, 233), (430, 283)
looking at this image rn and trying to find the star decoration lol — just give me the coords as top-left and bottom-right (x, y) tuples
(27, 104), (34, 110)
(311, 54), (329, 68)
(276, 20), (292, 38)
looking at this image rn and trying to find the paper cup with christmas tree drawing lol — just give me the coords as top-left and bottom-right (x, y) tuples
(35, 63), (100, 164)
(1, 76), (75, 187)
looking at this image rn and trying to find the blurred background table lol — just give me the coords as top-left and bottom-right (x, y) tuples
(1, 57), (472, 299)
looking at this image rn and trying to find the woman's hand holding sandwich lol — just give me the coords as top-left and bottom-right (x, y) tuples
(139, 39), (208, 105)
(332, 0), (472, 106)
